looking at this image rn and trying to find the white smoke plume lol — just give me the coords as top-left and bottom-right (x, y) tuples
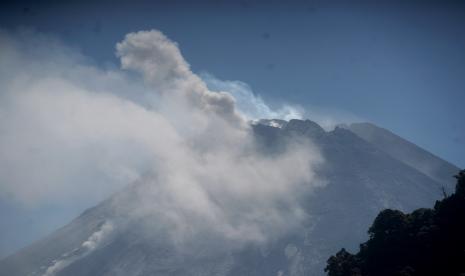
(42, 222), (114, 276)
(201, 73), (304, 121)
(0, 29), (324, 248)
(200, 73), (361, 130)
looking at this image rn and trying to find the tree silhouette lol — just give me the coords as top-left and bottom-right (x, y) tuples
(325, 169), (465, 276)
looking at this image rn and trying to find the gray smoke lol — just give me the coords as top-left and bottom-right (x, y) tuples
(0, 29), (324, 248)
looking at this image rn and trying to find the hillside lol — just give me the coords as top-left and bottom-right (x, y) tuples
(0, 119), (457, 276)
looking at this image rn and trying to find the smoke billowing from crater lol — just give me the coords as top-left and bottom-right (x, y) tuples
(0, 29), (324, 248)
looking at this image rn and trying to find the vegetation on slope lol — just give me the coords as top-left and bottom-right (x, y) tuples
(326, 170), (465, 276)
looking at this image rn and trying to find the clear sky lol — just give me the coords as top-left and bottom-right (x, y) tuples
(0, 0), (464, 257)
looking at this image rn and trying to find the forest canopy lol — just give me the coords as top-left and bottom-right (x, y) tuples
(326, 170), (465, 276)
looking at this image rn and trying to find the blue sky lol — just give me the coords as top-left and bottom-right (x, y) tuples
(1, 0), (464, 167)
(0, 0), (464, 258)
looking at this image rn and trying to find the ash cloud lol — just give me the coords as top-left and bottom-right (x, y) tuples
(0, 29), (324, 247)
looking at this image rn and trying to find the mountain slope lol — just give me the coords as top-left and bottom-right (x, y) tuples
(0, 119), (455, 276)
(349, 122), (459, 194)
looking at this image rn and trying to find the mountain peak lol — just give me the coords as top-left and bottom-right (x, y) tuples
(255, 118), (327, 138)
(255, 119), (288, 128)
(284, 119), (326, 136)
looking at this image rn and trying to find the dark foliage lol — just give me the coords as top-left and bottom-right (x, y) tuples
(325, 170), (465, 276)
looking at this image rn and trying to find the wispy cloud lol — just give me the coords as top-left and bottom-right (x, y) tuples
(202, 73), (304, 121)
